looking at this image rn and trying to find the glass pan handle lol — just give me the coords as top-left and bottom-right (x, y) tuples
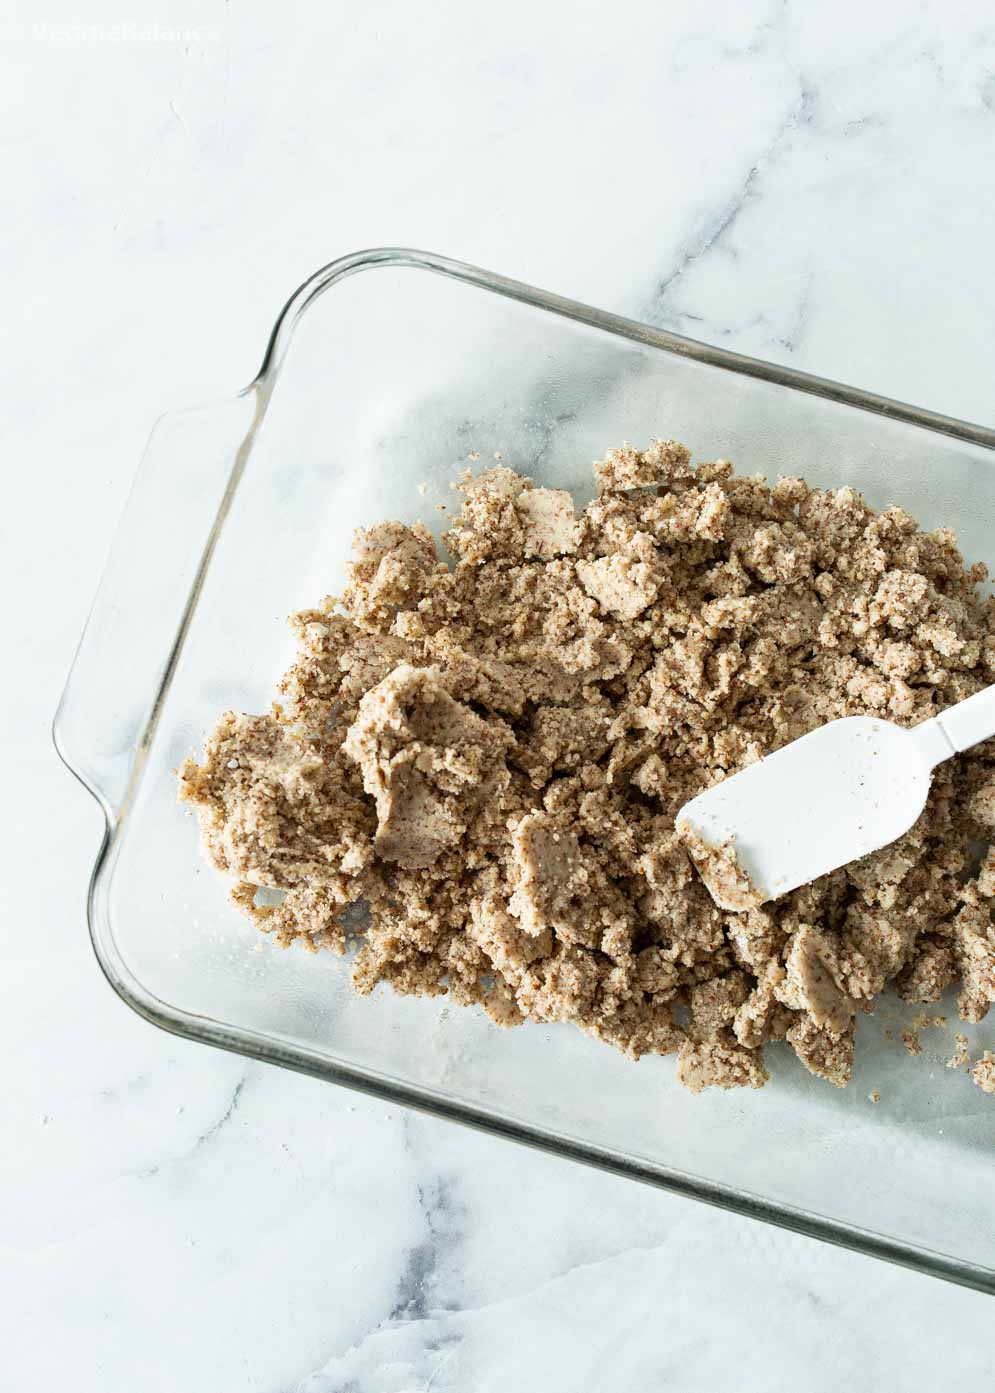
(54, 391), (260, 822)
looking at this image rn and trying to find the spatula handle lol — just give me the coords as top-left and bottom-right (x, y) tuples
(934, 681), (995, 755)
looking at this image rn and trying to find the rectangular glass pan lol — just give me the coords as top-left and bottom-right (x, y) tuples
(56, 249), (995, 1292)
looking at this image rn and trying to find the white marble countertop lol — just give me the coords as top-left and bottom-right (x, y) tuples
(5, 1), (995, 1387)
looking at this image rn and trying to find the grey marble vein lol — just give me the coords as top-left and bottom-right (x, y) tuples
(191, 1074), (247, 1150)
(774, 270), (813, 354)
(390, 1115), (463, 1323)
(645, 82), (818, 328)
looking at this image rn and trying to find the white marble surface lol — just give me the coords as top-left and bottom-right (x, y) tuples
(4, 1), (995, 1387)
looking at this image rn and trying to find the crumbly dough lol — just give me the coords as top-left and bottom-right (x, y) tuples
(179, 439), (995, 1093)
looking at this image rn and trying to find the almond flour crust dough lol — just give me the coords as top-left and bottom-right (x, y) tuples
(179, 439), (995, 1093)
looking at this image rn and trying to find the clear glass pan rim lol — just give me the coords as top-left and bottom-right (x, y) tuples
(56, 247), (995, 1296)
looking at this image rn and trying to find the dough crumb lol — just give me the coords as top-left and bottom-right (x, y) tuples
(972, 1050), (995, 1095)
(912, 1012), (946, 1030)
(947, 1034), (971, 1070)
(180, 436), (995, 1095)
(593, 438), (692, 493)
(676, 1039), (770, 1093)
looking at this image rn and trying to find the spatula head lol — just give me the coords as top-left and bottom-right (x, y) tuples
(676, 716), (934, 911)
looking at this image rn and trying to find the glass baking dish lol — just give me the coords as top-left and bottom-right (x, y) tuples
(56, 249), (995, 1292)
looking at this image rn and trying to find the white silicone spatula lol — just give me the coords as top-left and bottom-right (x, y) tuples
(676, 683), (995, 911)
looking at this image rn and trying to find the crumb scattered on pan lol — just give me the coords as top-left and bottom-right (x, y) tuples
(912, 1011), (946, 1030)
(868, 1090), (881, 1103)
(179, 437), (995, 1094)
(946, 1033), (971, 1070)
(899, 1012), (948, 1059)
(972, 1050), (995, 1095)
